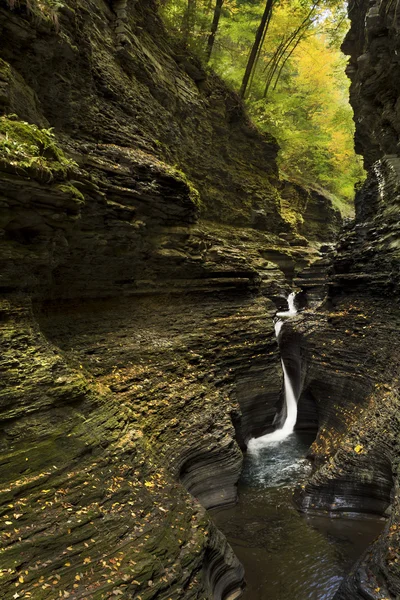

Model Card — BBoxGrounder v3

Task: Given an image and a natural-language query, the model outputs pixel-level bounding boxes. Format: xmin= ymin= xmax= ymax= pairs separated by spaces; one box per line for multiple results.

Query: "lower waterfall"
xmin=213 ymin=294 xmax=384 ymax=600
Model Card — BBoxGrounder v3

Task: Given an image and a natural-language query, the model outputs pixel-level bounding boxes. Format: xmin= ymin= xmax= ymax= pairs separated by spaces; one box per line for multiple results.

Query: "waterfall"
xmin=247 ymin=293 xmax=299 ymax=451
xmin=276 ymin=291 xmax=297 ymax=318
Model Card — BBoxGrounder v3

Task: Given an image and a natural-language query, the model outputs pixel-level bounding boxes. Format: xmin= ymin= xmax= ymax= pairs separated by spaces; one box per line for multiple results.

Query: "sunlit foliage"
xmin=160 ymin=0 xmax=365 ymax=215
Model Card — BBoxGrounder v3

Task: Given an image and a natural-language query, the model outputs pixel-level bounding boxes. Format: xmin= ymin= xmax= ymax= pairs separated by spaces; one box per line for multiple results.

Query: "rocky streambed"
xmin=214 ymin=433 xmax=384 ymax=600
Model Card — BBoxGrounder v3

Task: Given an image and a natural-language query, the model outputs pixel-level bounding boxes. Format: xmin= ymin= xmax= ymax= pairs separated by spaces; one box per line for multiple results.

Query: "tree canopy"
xmin=160 ymin=0 xmax=365 ymax=216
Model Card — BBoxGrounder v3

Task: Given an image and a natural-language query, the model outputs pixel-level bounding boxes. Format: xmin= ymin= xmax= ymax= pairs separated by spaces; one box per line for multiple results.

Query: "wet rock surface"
xmin=0 ymin=0 xmax=343 ymax=597
xmin=292 ymin=293 xmax=400 ymax=599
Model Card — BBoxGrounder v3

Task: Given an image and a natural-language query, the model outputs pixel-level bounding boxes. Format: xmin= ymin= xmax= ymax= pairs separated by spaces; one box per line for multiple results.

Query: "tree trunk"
xmin=182 ymin=0 xmax=196 ymax=47
xmin=272 ymin=37 xmax=303 ymax=91
xmin=206 ymin=0 xmax=224 ymax=62
xmin=263 ymin=1 xmax=320 ymax=97
xmin=247 ymin=7 xmax=272 ymax=94
xmin=239 ymin=0 xmax=274 ymax=99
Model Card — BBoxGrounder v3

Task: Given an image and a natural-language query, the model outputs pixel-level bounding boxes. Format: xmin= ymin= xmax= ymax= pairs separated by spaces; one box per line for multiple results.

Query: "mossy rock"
xmin=0 ymin=115 xmax=77 ymax=181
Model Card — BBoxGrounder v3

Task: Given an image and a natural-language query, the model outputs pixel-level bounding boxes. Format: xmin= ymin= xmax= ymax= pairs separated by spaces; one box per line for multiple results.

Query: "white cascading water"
xmin=277 ymin=291 xmax=297 ymax=318
xmin=247 ymin=292 xmax=298 ymax=451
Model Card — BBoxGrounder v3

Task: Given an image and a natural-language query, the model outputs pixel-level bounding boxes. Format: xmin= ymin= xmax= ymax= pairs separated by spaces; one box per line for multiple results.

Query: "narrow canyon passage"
xmin=3 ymin=0 xmax=400 ymax=598
xmin=214 ymin=296 xmax=385 ymax=599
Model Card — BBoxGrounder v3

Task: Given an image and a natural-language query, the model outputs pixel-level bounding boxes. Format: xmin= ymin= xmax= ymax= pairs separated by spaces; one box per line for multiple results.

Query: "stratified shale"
xmin=291 ymin=2 xmax=400 ymax=598
xmin=0 ymin=0 xmax=341 ymax=597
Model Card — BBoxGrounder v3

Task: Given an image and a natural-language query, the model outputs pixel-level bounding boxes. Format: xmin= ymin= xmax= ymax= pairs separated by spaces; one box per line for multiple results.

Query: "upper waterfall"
xmin=277 ymin=291 xmax=298 ymax=318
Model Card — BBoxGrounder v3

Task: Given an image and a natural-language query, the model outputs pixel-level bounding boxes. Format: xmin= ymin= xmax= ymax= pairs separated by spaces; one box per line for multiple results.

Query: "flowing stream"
xmin=213 ymin=293 xmax=384 ymax=599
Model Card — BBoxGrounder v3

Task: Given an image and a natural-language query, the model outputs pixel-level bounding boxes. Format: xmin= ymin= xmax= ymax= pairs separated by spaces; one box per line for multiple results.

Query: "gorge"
xmin=1 ymin=0 xmax=400 ymax=599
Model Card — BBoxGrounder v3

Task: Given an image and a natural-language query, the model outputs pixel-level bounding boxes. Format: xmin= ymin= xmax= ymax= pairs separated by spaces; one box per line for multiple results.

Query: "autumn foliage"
xmin=160 ymin=0 xmax=365 ymax=216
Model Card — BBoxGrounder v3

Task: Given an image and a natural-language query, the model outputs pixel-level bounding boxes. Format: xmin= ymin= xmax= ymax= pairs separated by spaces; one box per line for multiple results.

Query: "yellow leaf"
xmin=354 ymin=444 xmax=363 ymax=453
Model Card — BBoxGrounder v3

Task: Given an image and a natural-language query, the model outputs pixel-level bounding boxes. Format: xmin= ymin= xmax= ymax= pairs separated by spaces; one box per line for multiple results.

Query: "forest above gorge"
xmin=161 ymin=0 xmax=365 ymax=216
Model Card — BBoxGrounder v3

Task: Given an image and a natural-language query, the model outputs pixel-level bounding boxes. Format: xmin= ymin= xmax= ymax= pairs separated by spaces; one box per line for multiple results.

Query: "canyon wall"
xmin=292 ymin=1 xmax=400 ymax=597
xmin=0 ymin=0 xmax=341 ymax=597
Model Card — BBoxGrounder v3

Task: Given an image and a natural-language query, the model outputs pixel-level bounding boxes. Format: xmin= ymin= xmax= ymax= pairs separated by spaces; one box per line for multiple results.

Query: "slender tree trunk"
xmin=247 ymin=7 xmax=273 ymax=93
xmin=262 ymin=37 xmax=286 ymax=74
xmin=239 ymin=0 xmax=274 ymax=99
xmin=264 ymin=35 xmax=297 ymax=97
xmin=206 ymin=0 xmax=224 ymax=62
xmin=182 ymin=0 xmax=196 ymax=47
xmin=272 ymin=37 xmax=304 ymax=91
xmin=263 ymin=1 xmax=319 ymax=97
xmin=198 ymin=0 xmax=216 ymax=42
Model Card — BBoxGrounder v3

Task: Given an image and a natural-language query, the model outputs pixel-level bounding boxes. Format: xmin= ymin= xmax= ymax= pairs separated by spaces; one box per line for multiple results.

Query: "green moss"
xmin=281 ymin=206 xmax=304 ymax=229
xmin=165 ymin=164 xmax=203 ymax=210
xmin=56 ymin=183 xmax=85 ymax=203
xmin=188 ymin=181 xmax=202 ymax=209
xmin=0 ymin=58 xmax=11 ymax=81
xmin=0 ymin=115 xmax=77 ymax=181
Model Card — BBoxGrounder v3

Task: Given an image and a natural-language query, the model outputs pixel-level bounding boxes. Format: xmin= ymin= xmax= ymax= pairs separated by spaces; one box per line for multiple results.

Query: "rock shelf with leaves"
xmin=0 ymin=0 xmax=342 ymax=597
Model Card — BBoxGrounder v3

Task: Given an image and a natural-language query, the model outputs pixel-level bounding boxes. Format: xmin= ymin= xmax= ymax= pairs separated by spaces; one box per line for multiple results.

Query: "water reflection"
xmin=213 ymin=432 xmax=383 ymax=600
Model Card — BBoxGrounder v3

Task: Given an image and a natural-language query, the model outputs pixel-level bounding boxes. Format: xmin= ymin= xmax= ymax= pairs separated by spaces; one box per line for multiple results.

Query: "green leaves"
xmin=0 ymin=116 xmax=77 ymax=181
xmin=160 ymin=0 xmax=364 ymax=214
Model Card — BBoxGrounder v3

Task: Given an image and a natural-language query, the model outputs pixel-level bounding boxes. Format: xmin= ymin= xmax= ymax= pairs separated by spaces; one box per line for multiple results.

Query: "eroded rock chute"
xmin=248 ymin=292 xmax=300 ymax=451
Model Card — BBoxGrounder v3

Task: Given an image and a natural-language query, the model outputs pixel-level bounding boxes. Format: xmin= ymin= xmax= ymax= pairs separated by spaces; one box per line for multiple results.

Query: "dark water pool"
xmin=213 ymin=432 xmax=384 ymax=600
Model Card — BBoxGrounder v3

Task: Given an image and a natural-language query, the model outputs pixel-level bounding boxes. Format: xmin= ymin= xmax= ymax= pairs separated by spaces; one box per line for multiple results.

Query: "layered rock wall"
xmin=290 ymin=2 xmax=400 ymax=597
xmin=0 ymin=0 xmax=343 ymax=597
xmin=279 ymin=179 xmax=341 ymax=243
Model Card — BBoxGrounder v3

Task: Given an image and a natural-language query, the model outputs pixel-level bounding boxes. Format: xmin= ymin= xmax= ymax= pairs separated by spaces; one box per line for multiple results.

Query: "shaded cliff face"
xmin=0 ymin=0 xmax=284 ymax=229
xmin=342 ymin=0 xmax=400 ymax=170
xmin=290 ymin=2 xmax=400 ymax=598
xmin=0 ymin=0 xmax=344 ymax=597
xmin=279 ymin=180 xmax=342 ymax=243
xmin=292 ymin=291 xmax=400 ymax=600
